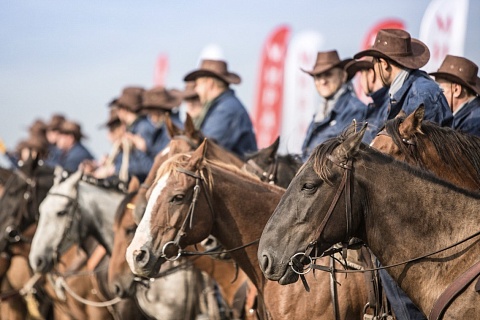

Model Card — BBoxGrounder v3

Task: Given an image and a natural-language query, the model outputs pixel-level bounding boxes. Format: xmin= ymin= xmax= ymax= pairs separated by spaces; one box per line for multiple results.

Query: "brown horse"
xmin=109 ymin=182 xmax=255 ymax=319
xmin=127 ymin=141 xmax=369 ymax=319
xmin=258 ymin=125 xmax=480 ymax=319
xmin=371 ymin=105 xmax=480 ymax=191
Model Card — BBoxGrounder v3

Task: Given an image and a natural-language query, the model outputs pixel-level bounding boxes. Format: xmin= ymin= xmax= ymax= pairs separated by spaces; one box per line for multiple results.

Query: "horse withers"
xmin=258 ymin=125 xmax=480 ymax=319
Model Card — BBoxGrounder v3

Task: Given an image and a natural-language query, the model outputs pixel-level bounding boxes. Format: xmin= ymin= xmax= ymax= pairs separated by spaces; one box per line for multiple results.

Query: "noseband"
xmin=160 ymin=167 xmax=215 ymax=261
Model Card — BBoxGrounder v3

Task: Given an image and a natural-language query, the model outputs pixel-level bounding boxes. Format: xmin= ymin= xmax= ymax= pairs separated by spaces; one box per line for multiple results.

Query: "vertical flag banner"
xmin=355 ymin=19 xmax=405 ymax=104
xmin=154 ymin=53 xmax=169 ymax=87
xmin=419 ymin=0 xmax=469 ymax=72
xmin=279 ymin=30 xmax=323 ymax=155
xmin=252 ymin=25 xmax=291 ymax=149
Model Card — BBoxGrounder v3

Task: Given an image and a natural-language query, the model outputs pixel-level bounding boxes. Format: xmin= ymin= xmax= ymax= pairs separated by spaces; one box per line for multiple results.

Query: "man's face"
xmin=314 ymin=67 xmax=345 ymax=99
xmin=194 ymin=77 xmax=211 ymax=104
xmin=56 ymin=133 xmax=75 ymax=151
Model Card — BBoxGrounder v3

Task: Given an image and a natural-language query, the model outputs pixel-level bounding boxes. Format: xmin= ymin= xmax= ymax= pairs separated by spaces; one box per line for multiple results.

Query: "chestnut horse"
xmin=258 ymin=126 xmax=480 ymax=319
xmin=371 ymin=105 xmax=480 ymax=191
xmin=109 ymin=185 xmax=254 ymax=319
xmin=127 ymin=141 xmax=369 ymax=319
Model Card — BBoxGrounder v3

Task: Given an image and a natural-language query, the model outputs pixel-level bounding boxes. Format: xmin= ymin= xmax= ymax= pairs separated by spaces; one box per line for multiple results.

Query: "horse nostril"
xmin=35 ymin=257 xmax=45 ymax=271
xmin=112 ymin=282 xmax=124 ymax=298
xmin=133 ymin=248 xmax=149 ymax=268
xmin=260 ymin=253 xmax=271 ymax=273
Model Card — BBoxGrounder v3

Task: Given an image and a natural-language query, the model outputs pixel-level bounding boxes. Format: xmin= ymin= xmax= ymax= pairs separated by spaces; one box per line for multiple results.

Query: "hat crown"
xmin=373 ymin=29 xmax=413 ymax=56
xmin=314 ymin=50 xmax=341 ymax=68
xmin=59 ymin=120 xmax=84 ymax=140
xmin=199 ymin=60 xmax=229 ymax=75
xmin=142 ymin=86 xmax=180 ymax=109
xmin=116 ymin=86 xmax=145 ymax=112
xmin=437 ymin=55 xmax=479 ymax=85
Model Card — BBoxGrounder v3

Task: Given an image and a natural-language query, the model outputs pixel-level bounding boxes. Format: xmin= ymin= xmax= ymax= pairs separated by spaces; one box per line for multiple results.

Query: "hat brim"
xmin=184 ymin=70 xmax=241 ymax=84
xmin=430 ymin=72 xmax=480 ymax=95
xmin=301 ymin=59 xmax=353 ymax=77
xmin=354 ymin=39 xmax=429 ymax=70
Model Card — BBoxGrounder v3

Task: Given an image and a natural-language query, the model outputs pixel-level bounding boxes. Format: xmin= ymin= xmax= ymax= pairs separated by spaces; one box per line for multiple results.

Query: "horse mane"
xmin=114 ymin=190 xmax=138 ymax=226
xmin=385 ymin=117 xmax=480 ymax=184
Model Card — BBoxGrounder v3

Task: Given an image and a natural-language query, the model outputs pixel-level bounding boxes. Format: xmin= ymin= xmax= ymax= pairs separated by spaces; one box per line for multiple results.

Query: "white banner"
xmin=278 ymin=30 xmax=323 ymax=155
xmin=419 ymin=0 xmax=469 ymax=73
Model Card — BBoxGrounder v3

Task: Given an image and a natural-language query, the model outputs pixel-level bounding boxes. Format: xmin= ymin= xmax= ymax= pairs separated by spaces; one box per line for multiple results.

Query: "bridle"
xmin=160 ymin=167 xmax=216 ymax=261
xmin=244 ymin=157 xmax=279 ymax=185
xmin=45 ymin=192 xmax=80 ymax=262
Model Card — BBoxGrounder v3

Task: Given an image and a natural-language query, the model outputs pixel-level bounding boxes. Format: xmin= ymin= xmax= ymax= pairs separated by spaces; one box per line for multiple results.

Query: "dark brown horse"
xmin=126 ymin=141 xmax=369 ymax=319
xmin=371 ymin=105 xmax=480 ymax=191
xmin=258 ymin=125 xmax=480 ymax=319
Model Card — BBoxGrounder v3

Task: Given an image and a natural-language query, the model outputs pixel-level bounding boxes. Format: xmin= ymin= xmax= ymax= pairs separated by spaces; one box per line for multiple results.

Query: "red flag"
xmin=252 ymin=25 xmax=291 ymax=148
xmin=153 ymin=54 xmax=169 ymax=87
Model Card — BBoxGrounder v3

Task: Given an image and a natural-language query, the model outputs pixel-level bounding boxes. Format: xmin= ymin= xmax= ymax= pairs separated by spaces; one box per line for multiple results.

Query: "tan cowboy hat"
xmin=429 ymin=55 xmax=480 ymax=95
xmin=354 ymin=29 xmax=430 ymax=70
xmin=142 ymin=86 xmax=182 ymax=111
xmin=301 ymin=50 xmax=353 ymax=78
xmin=112 ymin=86 xmax=145 ymax=113
xmin=184 ymin=59 xmax=241 ymax=84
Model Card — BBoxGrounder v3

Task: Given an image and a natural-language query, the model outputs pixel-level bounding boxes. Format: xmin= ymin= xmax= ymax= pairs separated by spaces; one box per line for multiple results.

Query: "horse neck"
xmin=77 ymin=182 xmax=125 ymax=253
xmin=208 ymin=165 xmax=283 ymax=289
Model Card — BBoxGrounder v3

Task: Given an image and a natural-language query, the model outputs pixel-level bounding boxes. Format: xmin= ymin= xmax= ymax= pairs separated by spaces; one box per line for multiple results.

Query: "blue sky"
xmin=1 ymin=0 xmax=479 ymax=158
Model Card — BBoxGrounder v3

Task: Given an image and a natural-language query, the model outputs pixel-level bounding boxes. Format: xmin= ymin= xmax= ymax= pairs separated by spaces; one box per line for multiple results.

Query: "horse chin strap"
xmin=160 ymin=167 xmax=215 ymax=261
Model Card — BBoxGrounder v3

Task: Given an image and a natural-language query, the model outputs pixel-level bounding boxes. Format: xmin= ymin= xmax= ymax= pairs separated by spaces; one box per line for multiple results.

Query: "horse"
xmin=371 ymin=105 xmax=480 ymax=191
xmin=0 ymin=156 xmax=54 ymax=319
xmin=243 ymin=137 xmax=302 ymax=188
xmin=126 ymin=140 xmax=370 ymax=319
xmin=258 ymin=125 xmax=480 ymax=319
xmin=109 ymin=178 xmax=227 ymax=320
xmin=28 ymin=168 xmax=144 ymax=319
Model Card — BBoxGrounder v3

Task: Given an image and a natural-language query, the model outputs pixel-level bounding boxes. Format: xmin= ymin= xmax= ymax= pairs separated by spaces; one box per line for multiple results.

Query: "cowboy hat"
xmin=301 ymin=50 xmax=353 ymax=78
xmin=184 ymin=59 xmax=241 ymax=84
xmin=354 ymin=29 xmax=430 ymax=70
xmin=142 ymin=86 xmax=182 ymax=111
xmin=111 ymin=86 xmax=145 ymax=113
xmin=58 ymin=120 xmax=87 ymax=141
xmin=429 ymin=55 xmax=480 ymax=95
xmin=344 ymin=57 xmax=375 ymax=76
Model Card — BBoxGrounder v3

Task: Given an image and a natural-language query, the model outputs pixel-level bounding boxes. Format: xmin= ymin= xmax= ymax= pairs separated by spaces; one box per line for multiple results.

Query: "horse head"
xmin=258 ymin=123 xmax=368 ymax=285
xmin=29 ymin=168 xmax=84 ymax=273
xmin=0 ymin=157 xmax=53 ymax=267
xmin=127 ymin=141 xmax=215 ymax=278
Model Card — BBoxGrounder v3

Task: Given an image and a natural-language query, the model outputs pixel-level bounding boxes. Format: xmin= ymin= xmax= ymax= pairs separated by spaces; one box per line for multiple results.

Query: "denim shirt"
xmin=200 ymin=89 xmax=257 ymax=159
xmin=302 ymin=86 xmax=367 ymax=160
xmin=452 ymin=96 xmax=480 ymax=137
xmin=114 ymin=116 xmax=154 ymax=182
xmin=363 ymin=86 xmax=390 ymax=144
xmin=388 ymin=70 xmax=453 ymax=127
xmin=58 ymin=142 xmax=94 ymax=172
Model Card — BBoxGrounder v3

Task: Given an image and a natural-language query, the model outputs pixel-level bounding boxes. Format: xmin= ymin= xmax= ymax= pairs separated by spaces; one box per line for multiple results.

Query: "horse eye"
xmin=57 ymin=210 xmax=68 ymax=217
xmin=170 ymin=194 xmax=185 ymax=203
xmin=125 ymin=225 xmax=137 ymax=236
xmin=301 ymin=183 xmax=317 ymax=192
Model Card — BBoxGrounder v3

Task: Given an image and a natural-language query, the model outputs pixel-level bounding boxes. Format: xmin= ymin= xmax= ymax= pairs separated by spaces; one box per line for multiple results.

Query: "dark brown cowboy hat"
xmin=177 ymin=81 xmax=199 ymax=101
xmin=301 ymin=50 xmax=353 ymax=77
xmin=58 ymin=120 xmax=86 ymax=141
xmin=184 ymin=59 xmax=241 ymax=84
xmin=111 ymin=86 xmax=145 ymax=113
xmin=354 ymin=29 xmax=430 ymax=70
xmin=46 ymin=114 xmax=66 ymax=131
xmin=429 ymin=55 xmax=480 ymax=95
xmin=142 ymin=86 xmax=182 ymax=111
xmin=344 ymin=57 xmax=375 ymax=76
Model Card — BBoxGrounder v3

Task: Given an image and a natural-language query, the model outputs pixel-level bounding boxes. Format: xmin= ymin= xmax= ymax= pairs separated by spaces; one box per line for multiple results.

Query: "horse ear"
xmin=190 ymin=139 xmax=207 ymax=168
xmin=396 ymin=110 xmax=407 ymax=119
xmin=128 ymin=176 xmax=140 ymax=193
xmin=53 ymin=166 xmax=64 ymax=185
xmin=266 ymin=137 xmax=280 ymax=158
xmin=333 ymin=123 xmax=367 ymax=161
xmin=399 ymin=105 xmax=424 ymax=138
xmin=184 ymin=113 xmax=196 ymax=138
xmin=165 ymin=114 xmax=181 ymax=138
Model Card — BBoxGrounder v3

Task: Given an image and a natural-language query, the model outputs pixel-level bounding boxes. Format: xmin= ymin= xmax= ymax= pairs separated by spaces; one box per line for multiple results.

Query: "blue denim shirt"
xmin=388 ymin=70 xmax=453 ymax=127
xmin=58 ymin=142 xmax=94 ymax=172
xmin=200 ymin=89 xmax=257 ymax=159
xmin=363 ymin=86 xmax=390 ymax=144
xmin=302 ymin=86 xmax=367 ymax=160
xmin=453 ymin=97 xmax=480 ymax=137
xmin=115 ymin=116 xmax=154 ymax=182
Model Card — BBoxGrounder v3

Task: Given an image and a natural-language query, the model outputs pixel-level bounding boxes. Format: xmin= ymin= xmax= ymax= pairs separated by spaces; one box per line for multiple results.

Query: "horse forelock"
xmin=155 ymin=153 xmax=192 ymax=182
xmin=310 ymin=136 xmax=344 ymax=184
